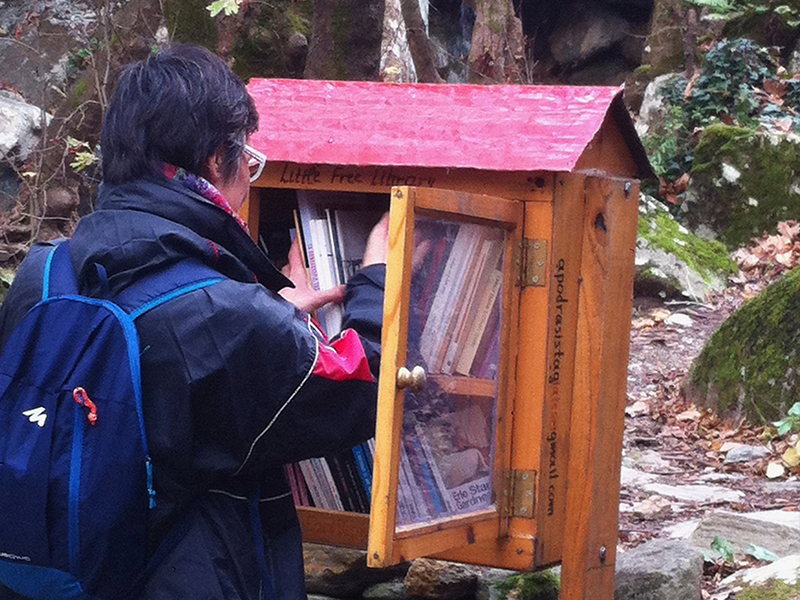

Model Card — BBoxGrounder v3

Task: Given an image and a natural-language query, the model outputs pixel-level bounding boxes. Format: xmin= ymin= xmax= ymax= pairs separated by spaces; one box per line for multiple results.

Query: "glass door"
xmin=368 ymin=186 xmax=523 ymax=566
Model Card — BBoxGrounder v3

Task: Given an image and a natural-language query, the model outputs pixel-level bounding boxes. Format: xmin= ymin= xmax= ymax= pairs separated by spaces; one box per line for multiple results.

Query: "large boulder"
xmin=404 ymin=558 xmax=478 ymax=600
xmin=688 ymin=511 xmax=800 ymax=559
xmin=549 ymin=3 xmax=629 ymax=69
xmin=684 ymin=124 xmax=800 ymax=249
xmin=614 ymin=539 xmax=703 ymax=600
xmin=687 ymin=265 xmax=800 ymax=423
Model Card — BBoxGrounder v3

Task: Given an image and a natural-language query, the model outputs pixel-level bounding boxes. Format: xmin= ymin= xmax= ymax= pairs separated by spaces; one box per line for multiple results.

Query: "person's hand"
xmin=362 ymin=212 xmax=390 ymax=267
xmin=279 ymin=236 xmax=346 ymax=313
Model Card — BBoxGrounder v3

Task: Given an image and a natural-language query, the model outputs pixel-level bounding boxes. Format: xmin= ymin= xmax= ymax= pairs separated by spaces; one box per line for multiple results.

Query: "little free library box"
xmin=243 ymin=79 xmax=654 ymax=600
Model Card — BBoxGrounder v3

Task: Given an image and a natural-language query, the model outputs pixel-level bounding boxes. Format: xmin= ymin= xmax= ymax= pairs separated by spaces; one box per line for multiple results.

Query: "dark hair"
xmin=101 ymin=44 xmax=258 ymax=185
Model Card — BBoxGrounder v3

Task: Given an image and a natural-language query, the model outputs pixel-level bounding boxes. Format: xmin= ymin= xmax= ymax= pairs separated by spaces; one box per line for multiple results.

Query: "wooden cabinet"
xmin=244 ymin=78 xmax=653 ymax=600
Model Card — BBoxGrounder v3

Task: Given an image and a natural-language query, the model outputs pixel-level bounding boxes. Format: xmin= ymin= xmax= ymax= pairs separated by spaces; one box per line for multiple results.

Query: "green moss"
xmin=690 ymin=266 xmax=800 ymax=422
xmin=69 ymin=78 xmax=91 ymax=109
xmin=689 ymin=125 xmax=800 ymax=248
xmin=163 ymin=0 xmax=218 ymax=49
xmin=496 ymin=571 xmax=560 ymax=600
xmin=735 ymin=579 xmax=800 ymax=600
xmin=638 ymin=207 xmax=736 ymax=283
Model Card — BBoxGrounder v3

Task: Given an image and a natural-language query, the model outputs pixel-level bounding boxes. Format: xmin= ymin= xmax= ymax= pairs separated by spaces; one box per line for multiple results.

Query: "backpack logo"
xmin=22 ymin=406 xmax=47 ymax=427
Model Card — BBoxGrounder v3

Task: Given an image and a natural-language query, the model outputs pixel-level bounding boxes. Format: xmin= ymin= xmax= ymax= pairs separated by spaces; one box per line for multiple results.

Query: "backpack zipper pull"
xmin=73 ymin=387 xmax=98 ymax=426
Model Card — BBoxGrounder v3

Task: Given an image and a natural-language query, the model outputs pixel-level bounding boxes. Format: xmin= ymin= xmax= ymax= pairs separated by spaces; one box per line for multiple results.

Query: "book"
xmin=455 ymin=267 xmax=504 ymax=376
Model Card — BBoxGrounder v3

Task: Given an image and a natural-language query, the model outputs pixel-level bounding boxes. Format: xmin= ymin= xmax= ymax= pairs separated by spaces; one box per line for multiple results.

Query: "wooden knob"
xmin=396 ymin=365 xmax=427 ymax=393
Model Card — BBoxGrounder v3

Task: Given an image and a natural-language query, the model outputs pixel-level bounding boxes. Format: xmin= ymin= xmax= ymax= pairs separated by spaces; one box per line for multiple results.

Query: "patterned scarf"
xmin=163 ymin=164 xmax=250 ymax=234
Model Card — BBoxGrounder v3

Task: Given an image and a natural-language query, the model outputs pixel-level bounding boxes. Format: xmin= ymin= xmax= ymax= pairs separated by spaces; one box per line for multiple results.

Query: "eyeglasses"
xmin=243 ymin=144 xmax=267 ymax=183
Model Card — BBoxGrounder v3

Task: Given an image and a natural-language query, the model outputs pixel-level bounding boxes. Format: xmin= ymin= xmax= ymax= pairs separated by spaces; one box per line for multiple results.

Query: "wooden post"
xmin=559 ymin=177 xmax=639 ymax=600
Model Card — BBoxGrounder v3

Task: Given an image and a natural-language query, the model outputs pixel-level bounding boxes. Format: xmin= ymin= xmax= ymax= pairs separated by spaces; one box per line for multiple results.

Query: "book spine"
xmin=352 ymin=444 xmax=373 ymax=498
xmin=455 ymin=268 xmax=504 ymax=376
xmin=285 ymin=464 xmax=302 ymax=506
xmin=294 ymin=463 xmax=311 ymax=507
xmin=315 ymin=458 xmax=345 ymax=511
xmin=298 ymin=460 xmax=324 ymax=509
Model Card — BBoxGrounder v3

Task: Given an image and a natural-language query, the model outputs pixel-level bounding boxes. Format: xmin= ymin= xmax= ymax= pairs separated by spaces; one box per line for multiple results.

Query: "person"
xmin=0 ymin=44 xmax=388 ymax=600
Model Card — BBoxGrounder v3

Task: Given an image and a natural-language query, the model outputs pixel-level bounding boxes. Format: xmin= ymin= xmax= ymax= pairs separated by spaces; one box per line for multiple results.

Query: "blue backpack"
xmin=0 ymin=241 xmax=222 ymax=600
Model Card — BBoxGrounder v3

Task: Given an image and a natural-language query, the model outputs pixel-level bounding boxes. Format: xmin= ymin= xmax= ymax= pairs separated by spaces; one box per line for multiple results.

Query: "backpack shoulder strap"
xmin=40 ymin=239 xmax=225 ymax=317
xmin=41 ymin=239 xmax=77 ymax=300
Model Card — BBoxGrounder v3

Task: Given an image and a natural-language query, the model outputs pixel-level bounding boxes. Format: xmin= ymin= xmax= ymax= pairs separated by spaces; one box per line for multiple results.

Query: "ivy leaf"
xmin=788 ymin=402 xmax=800 ymax=418
xmin=745 ymin=544 xmax=779 ymax=563
xmin=711 ymin=535 xmax=735 ymax=563
xmin=206 ymin=0 xmax=240 ymax=17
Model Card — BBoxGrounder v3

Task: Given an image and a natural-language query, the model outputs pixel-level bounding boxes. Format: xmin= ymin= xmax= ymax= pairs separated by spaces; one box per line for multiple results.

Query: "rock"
xmin=484 ymin=570 xmax=560 ymax=600
xmin=641 ymin=482 xmax=744 ymax=503
xmin=723 ymin=444 xmax=771 ymax=464
xmin=0 ymin=91 xmax=52 ymax=163
xmin=614 ymin=539 xmax=703 ymax=600
xmin=744 ymin=510 xmax=800 ymax=532
xmin=550 ymin=3 xmax=629 ymax=68
xmin=635 ymin=195 xmax=732 ymax=301
xmin=632 ymin=495 xmax=672 ymax=520
xmin=635 ymin=73 xmax=683 ymax=139
xmin=363 ymin=581 xmax=410 ymax=600
xmin=684 ymin=124 xmax=800 ymax=249
xmin=642 ymin=0 xmax=687 ymax=76
xmin=303 ymin=544 xmax=407 ymax=597
xmin=697 ymin=472 xmax=743 ymax=483
xmin=688 ymin=512 xmax=800 ymax=559
xmin=620 ymin=465 xmax=659 ymax=487
xmin=687 ymin=266 xmax=800 ymax=423
xmin=41 ymin=187 xmax=79 ymax=218
xmin=664 ymin=313 xmax=693 ymax=328
xmin=624 ymin=449 xmax=673 ymax=472
xmin=765 ymin=480 xmax=800 ymax=493
xmin=474 ymin=567 xmax=519 ymax=600
xmin=665 ymin=520 xmax=699 ymax=539
xmin=625 ymin=400 xmax=649 ymax=418
xmin=404 ymin=558 xmax=478 ymax=600
xmin=720 ymin=554 xmax=800 ymax=588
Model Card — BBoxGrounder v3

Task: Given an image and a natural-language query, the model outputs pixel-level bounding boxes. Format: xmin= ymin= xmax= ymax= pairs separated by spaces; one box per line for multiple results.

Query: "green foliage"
xmin=736 ymin=580 xmax=800 ymax=600
xmin=690 ymin=266 xmax=800 ymax=422
xmin=685 ymin=39 xmax=778 ymax=129
xmin=495 ymin=571 xmax=560 ymax=600
xmin=704 ymin=535 xmax=736 ymax=563
xmin=745 ymin=543 xmax=780 ymax=563
xmin=774 ymin=402 xmax=800 ymax=435
xmin=66 ymin=137 xmax=98 ymax=173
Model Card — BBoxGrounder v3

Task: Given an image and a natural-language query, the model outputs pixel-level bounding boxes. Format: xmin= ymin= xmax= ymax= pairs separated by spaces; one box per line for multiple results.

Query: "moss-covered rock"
xmin=687 ymin=266 xmax=800 ymax=423
xmin=636 ymin=195 xmax=736 ymax=299
xmin=494 ymin=570 xmax=559 ymax=600
xmin=735 ymin=580 xmax=800 ymax=600
xmin=684 ymin=124 xmax=800 ymax=249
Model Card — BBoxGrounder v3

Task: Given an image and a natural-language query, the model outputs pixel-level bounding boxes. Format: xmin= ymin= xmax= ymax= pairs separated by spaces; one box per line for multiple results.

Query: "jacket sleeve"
xmin=137 ymin=265 xmax=385 ymax=479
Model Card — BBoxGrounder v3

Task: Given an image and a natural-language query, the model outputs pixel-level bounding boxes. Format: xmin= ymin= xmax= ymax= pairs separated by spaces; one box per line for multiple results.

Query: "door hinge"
xmin=516 ymin=239 xmax=547 ymax=288
xmin=501 ymin=469 xmax=536 ymax=518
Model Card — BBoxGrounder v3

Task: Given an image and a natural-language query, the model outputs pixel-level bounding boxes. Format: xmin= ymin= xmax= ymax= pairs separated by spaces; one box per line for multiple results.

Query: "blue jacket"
xmin=0 ymin=176 xmax=385 ymax=600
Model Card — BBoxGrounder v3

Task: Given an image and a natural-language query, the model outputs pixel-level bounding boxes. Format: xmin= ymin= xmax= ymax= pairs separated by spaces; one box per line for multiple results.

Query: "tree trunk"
xmin=399 ymin=0 xmax=442 ymax=83
xmin=467 ymin=0 xmax=525 ymax=84
xmin=305 ymin=0 xmax=386 ymax=81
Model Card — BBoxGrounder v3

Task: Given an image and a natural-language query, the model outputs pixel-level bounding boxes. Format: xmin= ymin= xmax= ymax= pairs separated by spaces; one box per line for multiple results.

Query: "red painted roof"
xmin=247 ymin=79 xmax=652 ymax=176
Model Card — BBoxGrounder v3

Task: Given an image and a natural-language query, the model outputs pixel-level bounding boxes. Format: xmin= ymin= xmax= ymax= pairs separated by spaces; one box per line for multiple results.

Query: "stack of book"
xmin=411 ymin=218 xmax=505 ymax=379
xmin=295 ymin=190 xmax=385 ymax=336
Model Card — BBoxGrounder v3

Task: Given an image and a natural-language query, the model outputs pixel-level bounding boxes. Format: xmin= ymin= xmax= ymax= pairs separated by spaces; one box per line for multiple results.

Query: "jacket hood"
xmin=70 ymin=176 xmax=291 ymax=296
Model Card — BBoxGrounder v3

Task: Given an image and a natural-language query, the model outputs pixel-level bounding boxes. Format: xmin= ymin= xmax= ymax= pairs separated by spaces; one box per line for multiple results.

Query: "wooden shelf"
xmin=427 ymin=374 xmax=496 ymax=398
xmin=297 ymin=507 xmax=369 ymax=549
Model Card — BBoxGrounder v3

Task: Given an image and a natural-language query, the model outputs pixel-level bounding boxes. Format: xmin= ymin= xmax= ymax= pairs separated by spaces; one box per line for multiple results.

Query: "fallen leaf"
xmin=783 ymin=446 xmax=800 ymax=468
xmin=719 ymin=441 xmax=744 ymax=453
xmin=677 ymin=407 xmax=702 ymax=421
xmin=766 ymin=462 xmax=785 ymax=479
